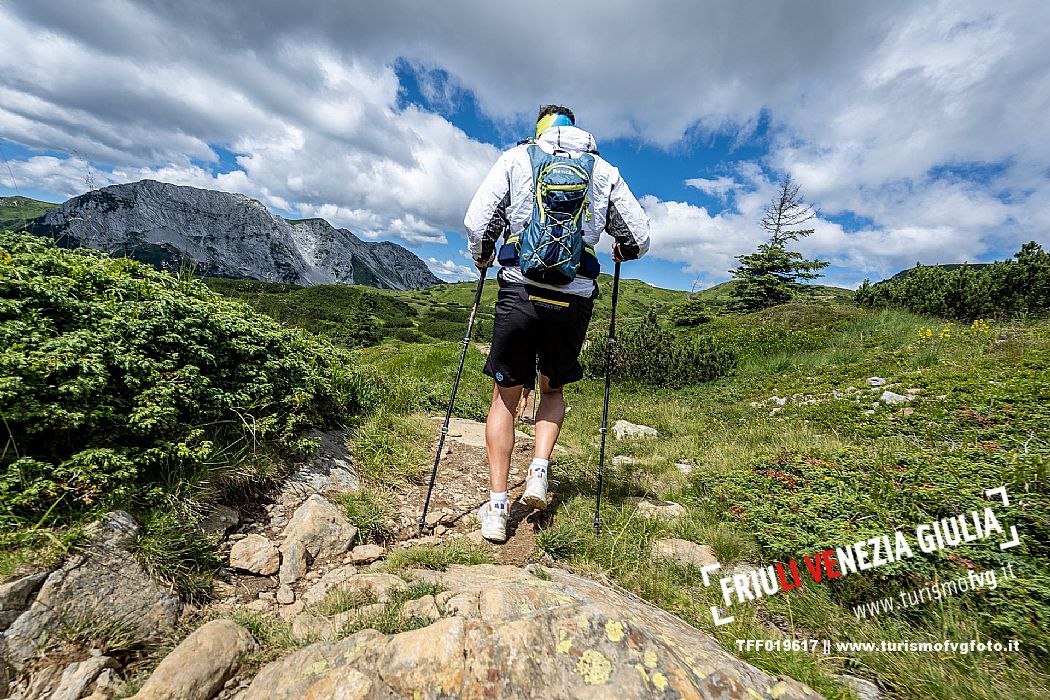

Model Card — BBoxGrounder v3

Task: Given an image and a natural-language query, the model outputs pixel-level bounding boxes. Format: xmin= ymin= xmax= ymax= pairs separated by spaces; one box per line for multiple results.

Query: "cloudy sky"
xmin=1 ymin=1 xmax=1048 ymax=289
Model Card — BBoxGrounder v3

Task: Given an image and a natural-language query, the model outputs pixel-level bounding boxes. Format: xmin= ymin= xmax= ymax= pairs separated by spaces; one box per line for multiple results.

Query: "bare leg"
xmin=486 ymin=382 xmax=523 ymax=492
xmin=533 ymin=374 xmax=565 ymax=461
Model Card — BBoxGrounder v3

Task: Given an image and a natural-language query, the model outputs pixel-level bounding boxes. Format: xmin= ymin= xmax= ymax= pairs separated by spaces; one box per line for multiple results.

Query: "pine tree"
xmin=730 ymin=176 xmax=828 ymax=311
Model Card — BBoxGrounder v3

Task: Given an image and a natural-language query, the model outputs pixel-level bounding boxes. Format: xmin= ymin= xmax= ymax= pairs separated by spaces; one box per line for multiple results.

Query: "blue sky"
xmin=2 ymin=2 xmax=1048 ymax=291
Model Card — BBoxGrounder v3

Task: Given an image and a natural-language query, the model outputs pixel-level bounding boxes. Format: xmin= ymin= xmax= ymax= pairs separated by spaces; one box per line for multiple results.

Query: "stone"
xmin=130 ymin=619 xmax=256 ymax=700
xmin=625 ymin=496 xmax=687 ymax=519
xmin=867 ymin=377 xmax=886 ymax=386
xmin=401 ymin=594 xmax=441 ymax=622
xmin=902 ymin=407 xmax=915 ymax=416
xmin=350 ymin=544 xmax=386 ymax=564
xmin=279 ymin=429 xmax=360 ymax=506
xmin=612 ymin=419 xmax=658 ymax=440
xmin=278 ymin=539 xmax=310 ymax=585
xmin=424 ymin=511 xmax=444 ymax=528
xmin=229 ymin=534 xmax=280 ymax=576
xmin=611 ymin=455 xmax=637 ymax=467
xmin=651 ymin=538 xmax=719 ymax=568
xmin=303 ymin=570 xmax=406 ymax=607
xmin=276 ymin=584 xmax=296 ymax=605
xmin=235 ymin=564 xmax=822 ymax=700
xmin=837 ymin=673 xmax=880 ymax=700
xmin=281 ymin=495 xmax=358 ymax=560
xmin=880 ymin=390 xmax=911 ymax=405
xmin=2 ymin=512 xmax=182 ymax=672
xmin=0 ymin=571 xmax=48 ymax=631
xmin=49 ymin=655 xmax=118 ymax=700
xmin=200 ymin=504 xmax=239 ymax=534
xmin=674 ymin=462 xmax=694 ymax=475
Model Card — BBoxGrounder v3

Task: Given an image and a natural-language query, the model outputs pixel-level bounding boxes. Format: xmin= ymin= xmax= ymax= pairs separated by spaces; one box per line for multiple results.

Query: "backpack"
xmin=514 ymin=144 xmax=596 ymax=286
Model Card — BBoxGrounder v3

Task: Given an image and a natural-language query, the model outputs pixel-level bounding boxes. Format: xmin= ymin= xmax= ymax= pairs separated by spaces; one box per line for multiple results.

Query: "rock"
xmin=674 ymin=462 xmax=693 ymax=475
xmin=867 ymin=377 xmax=886 ymax=386
xmin=200 ymin=504 xmax=239 ymax=534
xmin=130 ymin=619 xmax=256 ymax=700
xmin=229 ymin=534 xmax=280 ymax=576
xmin=836 ymin=673 xmax=880 ymax=700
xmin=424 ymin=511 xmax=444 ymax=528
xmin=611 ymin=455 xmax=637 ymax=467
xmin=612 ymin=420 xmax=658 ymax=440
xmin=276 ymin=585 xmax=296 ymax=605
xmin=235 ymin=564 xmax=822 ymax=700
xmin=300 ymin=565 xmax=358 ymax=606
xmin=351 ymin=544 xmax=386 ymax=564
xmin=30 ymin=180 xmax=441 ymax=291
xmin=625 ymin=496 xmax=687 ymax=519
xmin=49 ymin=655 xmax=117 ymax=700
xmin=304 ymin=571 xmax=406 ymax=607
xmin=278 ymin=539 xmax=310 ymax=585
xmin=402 ymin=594 xmax=441 ymax=622
xmin=651 ymin=538 xmax=719 ymax=568
xmin=280 ymin=430 xmax=360 ymax=506
xmin=282 ymin=495 xmax=358 ymax=560
xmin=902 ymin=407 xmax=915 ymax=416
xmin=771 ymin=396 xmax=787 ymax=406
xmin=1 ymin=512 xmax=182 ymax=672
xmin=880 ymin=390 xmax=911 ymax=405
xmin=0 ymin=572 xmax=48 ymax=631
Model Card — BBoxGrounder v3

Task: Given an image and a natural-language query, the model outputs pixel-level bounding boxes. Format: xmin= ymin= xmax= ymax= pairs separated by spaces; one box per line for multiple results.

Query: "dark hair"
xmin=537 ymin=104 xmax=575 ymax=125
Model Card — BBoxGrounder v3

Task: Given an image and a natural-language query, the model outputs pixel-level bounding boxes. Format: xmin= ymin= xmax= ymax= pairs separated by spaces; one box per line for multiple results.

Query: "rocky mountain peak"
xmin=26 ymin=180 xmax=442 ymax=290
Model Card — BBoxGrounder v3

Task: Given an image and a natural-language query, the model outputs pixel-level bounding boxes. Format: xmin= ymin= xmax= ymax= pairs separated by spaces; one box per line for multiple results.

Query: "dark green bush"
xmin=580 ymin=311 xmax=735 ymax=387
xmin=0 ymin=232 xmax=367 ymax=528
xmin=855 ymin=241 xmax=1050 ymax=319
xmin=667 ymin=299 xmax=712 ymax=327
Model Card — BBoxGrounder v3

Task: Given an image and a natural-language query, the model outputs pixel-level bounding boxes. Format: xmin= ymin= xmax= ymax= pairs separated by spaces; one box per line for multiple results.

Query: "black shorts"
xmin=484 ymin=279 xmax=596 ymax=390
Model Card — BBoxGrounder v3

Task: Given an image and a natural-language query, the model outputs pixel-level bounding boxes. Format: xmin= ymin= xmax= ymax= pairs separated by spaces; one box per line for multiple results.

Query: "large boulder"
xmin=0 ymin=512 xmax=183 ymax=672
xmin=281 ymin=495 xmax=358 ymax=560
xmin=130 ymin=619 xmax=256 ymax=700
xmin=229 ymin=535 xmax=280 ymax=576
xmin=235 ymin=564 xmax=822 ymax=700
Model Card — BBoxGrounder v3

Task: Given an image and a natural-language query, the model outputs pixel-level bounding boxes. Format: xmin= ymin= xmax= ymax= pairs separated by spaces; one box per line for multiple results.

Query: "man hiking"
xmin=464 ymin=105 xmax=651 ymax=542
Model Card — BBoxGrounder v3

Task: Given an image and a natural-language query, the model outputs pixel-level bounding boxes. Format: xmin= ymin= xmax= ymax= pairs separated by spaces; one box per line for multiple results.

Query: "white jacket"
xmin=464 ymin=125 xmax=651 ymax=296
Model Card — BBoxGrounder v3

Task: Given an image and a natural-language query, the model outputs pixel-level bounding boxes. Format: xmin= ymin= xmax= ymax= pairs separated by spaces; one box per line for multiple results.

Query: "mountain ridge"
xmin=21 ymin=180 xmax=442 ymax=290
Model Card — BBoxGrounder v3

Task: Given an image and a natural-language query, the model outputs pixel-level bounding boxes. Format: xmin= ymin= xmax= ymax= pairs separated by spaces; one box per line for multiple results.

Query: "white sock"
xmin=489 ymin=491 xmax=508 ymax=510
xmin=529 ymin=458 xmax=549 ymax=477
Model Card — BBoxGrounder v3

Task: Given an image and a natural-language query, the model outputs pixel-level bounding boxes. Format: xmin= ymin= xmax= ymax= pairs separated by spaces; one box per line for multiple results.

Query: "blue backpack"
xmin=499 ymin=144 xmax=598 ymax=286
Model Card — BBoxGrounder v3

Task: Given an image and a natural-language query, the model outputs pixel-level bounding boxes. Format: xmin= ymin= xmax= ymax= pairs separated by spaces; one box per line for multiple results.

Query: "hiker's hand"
xmin=611 ymin=244 xmax=624 ymax=263
xmin=474 ymin=252 xmax=495 ymax=271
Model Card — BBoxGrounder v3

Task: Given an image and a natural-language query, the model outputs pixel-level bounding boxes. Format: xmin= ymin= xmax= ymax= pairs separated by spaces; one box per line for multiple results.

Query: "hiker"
xmin=464 ymin=104 xmax=651 ymax=542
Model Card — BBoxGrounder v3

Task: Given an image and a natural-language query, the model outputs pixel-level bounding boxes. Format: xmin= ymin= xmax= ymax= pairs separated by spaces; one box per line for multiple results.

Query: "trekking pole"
xmin=594 ymin=261 xmax=621 ymax=535
xmin=419 ymin=267 xmax=488 ymax=536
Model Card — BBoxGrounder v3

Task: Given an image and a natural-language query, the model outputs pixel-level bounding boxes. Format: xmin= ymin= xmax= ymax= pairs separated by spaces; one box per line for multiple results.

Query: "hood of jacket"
xmin=535 ymin=125 xmax=598 ymax=156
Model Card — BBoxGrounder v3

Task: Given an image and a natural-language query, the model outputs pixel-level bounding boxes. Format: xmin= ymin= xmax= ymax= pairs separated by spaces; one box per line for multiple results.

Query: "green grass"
xmin=347 ymin=411 xmax=434 ymax=485
xmin=332 ymin=488 xmax=397 ymax=543
xmin=0 ymin=196 xmax=58 ymax=230
xmin=355 ymin=304 xmax=1050 ymax=699
xmin=383 ymin=539 xmax=495 ymax=573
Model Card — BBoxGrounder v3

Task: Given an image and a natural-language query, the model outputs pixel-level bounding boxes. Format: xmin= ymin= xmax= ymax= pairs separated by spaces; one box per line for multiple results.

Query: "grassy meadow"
xmin=351 ymin=297 xmax=1050 ymax=699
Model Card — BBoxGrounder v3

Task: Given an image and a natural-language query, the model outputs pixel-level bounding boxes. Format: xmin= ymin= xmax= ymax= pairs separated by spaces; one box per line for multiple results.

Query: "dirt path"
xmin=392 ymin=417 xmax=549 ymax=566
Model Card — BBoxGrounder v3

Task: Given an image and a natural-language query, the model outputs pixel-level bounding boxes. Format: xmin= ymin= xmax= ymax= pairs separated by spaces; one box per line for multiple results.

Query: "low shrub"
xmin=0 ymin=231 xmax=368 ymax=531
xmin=580 ymin=311 xmax=735 ymax=387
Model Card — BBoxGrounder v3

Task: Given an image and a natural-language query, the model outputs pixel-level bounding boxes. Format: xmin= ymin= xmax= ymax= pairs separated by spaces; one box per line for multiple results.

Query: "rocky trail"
xmin=0 ymin=418 xmax=827 ymax=700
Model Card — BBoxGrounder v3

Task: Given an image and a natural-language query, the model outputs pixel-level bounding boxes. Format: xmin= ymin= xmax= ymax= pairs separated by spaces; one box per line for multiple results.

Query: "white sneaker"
xmin=522 ymin=466 xmax=549 ymax=510
xmin=477 ymin=502 xmax=508 ymax=542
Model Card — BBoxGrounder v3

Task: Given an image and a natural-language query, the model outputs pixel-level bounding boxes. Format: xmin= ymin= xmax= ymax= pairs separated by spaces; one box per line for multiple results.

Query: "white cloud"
xmin=426 ymin=257 xmax=476 ymax=282
xmin=1 ymin=0 xmax=1048 ymax=283
xmin=684 ymin=176 xmax=739 ymax=199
